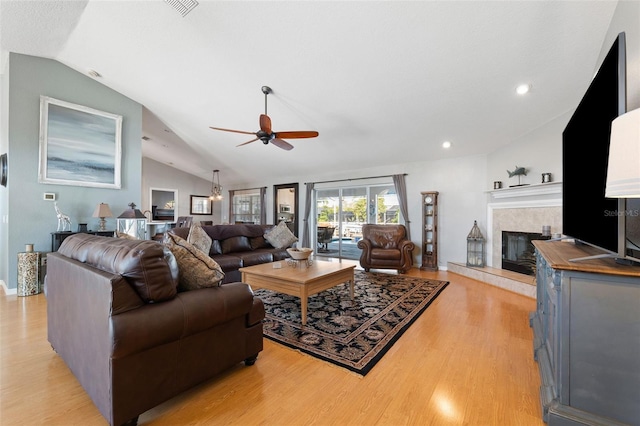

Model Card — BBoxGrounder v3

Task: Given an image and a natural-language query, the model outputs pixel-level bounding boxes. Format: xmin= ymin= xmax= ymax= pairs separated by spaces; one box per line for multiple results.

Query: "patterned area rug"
xmin=254 ymin=270 xmax=449 ymax=376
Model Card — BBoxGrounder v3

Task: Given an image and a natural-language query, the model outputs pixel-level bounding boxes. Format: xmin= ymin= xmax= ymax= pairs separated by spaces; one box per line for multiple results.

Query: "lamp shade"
xmin=92 ymin=203 xmax=113 ymax=218
xmin=606 ymin=108 xmax=640 ymax=198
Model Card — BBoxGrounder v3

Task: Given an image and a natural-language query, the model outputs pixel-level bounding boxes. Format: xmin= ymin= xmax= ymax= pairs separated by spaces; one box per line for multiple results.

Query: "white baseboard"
xmin=1 ymin=280 xmax=17 ymax=295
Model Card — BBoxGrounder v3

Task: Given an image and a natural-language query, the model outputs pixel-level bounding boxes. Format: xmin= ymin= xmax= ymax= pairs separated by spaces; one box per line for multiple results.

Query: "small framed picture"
xmin=190 ymin=195 xmax=212 ymax=215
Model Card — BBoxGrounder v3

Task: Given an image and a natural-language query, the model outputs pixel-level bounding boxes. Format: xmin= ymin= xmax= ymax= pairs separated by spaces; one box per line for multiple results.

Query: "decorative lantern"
xmin=466 ymin=220 xmax=485 ymax=267
xmin=117 ymin=202 xmax=147 ymax=240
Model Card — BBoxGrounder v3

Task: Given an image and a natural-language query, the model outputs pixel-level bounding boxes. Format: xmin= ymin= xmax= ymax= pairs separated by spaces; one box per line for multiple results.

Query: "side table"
xmin=51 ymin=230 xmax=115 ymax=251
xmin=17 ymin=251 xmax=41 ymax=296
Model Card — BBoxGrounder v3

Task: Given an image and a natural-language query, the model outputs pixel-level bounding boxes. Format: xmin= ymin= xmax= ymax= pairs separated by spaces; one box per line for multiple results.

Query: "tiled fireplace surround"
xmin=448 ymin=182 xmax=562 ymax=298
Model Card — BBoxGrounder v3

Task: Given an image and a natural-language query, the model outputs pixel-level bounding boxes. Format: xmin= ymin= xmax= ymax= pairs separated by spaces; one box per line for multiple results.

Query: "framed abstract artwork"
xmin=39 ymin=96 xmax=123 ymax=189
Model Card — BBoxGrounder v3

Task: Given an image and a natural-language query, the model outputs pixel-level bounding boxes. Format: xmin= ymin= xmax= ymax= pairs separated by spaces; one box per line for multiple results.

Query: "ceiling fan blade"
xmin=209 ymin=126 xmax=256 ymax=135
xmin=260 ymin=114 xmax=272 ymax=134
xmin=271 ymin=138 xmax=294 ymax=151
xmin=275 ymin=131 xmax=319 ymax=139
xmin=237 ymin=137 xmax=259 ymax=147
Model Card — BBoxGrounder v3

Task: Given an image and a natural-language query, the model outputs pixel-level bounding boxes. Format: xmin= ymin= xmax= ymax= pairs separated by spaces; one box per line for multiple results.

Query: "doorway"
xmin=149 ymin=188 xmax=178 ymax=222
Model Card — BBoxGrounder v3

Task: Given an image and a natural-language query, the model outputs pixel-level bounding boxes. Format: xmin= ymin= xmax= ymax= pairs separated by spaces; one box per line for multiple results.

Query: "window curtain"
xmin=301 ymin=182 xmax=314 ymax=247
xmin=228 ymin=189 xmax=235 ymax=222
xmin=393 ymin=174 xmax=410 ymax=240
xmin=259 ymin=187 xmax=266 ymax=225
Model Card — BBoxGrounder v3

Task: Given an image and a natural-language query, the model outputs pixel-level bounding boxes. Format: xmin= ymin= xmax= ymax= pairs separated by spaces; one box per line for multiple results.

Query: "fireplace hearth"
xmin=502 ymin=231 xmax=550 ymax=275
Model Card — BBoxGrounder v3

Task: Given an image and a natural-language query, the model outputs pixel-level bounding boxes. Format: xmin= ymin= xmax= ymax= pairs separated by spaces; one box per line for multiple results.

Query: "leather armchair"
xmin=357 ymin=224 xmax=415 ymax=273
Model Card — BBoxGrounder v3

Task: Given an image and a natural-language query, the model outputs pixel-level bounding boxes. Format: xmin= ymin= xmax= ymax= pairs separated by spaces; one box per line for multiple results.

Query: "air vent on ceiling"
xmin=165 ymin=0 xmax=199 ymax=17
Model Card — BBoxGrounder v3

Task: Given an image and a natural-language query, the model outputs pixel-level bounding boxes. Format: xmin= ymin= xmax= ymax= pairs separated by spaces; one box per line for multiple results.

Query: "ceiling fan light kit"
xmin=210 ymin=86 xmax=318 ymax=150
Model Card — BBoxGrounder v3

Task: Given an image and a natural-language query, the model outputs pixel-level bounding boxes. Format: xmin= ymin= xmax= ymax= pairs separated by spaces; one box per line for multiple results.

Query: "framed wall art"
xmin=39 ymin=96 xmax=123 ymax=189
xmin=190 ymin=195 xmax=212 ymax=215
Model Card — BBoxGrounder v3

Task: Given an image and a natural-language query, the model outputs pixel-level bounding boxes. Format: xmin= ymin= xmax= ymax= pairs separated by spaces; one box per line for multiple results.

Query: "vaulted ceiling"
xmin=0 ymin=0 xmax=618 ymax=186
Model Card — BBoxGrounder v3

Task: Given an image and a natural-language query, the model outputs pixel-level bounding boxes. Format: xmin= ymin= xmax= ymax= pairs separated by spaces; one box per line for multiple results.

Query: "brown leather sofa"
xmin=357 ymin=224 xmax=415 ymax=273
xmin=46 ymin=234 xmax=265 ymax=426
xmin=169 ymin=224 xmax=291 ymax=283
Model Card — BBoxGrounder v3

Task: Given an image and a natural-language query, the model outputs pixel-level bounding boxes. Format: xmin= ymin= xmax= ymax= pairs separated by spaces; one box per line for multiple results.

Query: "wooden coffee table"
xmin=239 ymin=261 xmax=355 ymax=325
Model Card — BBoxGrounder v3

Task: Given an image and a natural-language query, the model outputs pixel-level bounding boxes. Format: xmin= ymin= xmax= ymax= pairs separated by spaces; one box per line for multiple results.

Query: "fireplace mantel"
xmin=486 ymin=181 xmax=562 ymax=268
xmin=489 ymin=181 xmax=562 ymax=201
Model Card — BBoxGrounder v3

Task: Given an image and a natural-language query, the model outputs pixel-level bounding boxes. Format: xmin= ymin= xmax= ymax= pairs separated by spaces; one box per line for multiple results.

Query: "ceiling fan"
xmin=209 ymin=86 xmax=319 ymax=151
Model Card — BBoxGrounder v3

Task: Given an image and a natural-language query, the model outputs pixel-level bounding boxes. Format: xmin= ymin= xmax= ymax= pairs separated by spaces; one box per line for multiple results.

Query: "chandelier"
xmin=209 ymin=169 xmax=223 ymax=200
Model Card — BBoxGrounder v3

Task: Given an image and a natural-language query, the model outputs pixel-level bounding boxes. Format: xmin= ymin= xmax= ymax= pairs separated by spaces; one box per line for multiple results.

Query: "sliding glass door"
xmin=315 ymin=184 xmax=399 ymax=260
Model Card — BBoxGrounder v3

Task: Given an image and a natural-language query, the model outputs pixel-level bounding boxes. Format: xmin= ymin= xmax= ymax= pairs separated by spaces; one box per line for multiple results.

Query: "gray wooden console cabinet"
xmin=530 ymin=241 xmax=640 ymax=426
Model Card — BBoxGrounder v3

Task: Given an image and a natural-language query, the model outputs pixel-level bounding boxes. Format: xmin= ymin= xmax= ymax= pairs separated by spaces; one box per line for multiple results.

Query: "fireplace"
xmin=502 ymin=231 xmax=550 ymax=275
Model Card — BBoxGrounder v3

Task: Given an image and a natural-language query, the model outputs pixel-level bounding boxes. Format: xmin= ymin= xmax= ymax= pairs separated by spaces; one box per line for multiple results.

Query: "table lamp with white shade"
xmin=606 ymin=108 xmax=640 ymax=198
xmin=92 ymin=203 xmax=113 ymax=231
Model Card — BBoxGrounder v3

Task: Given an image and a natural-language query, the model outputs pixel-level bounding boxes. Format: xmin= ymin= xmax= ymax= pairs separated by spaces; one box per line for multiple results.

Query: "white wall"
xmin=0 ymin=55 xmax=8 ymax=288
xmin=605 ymin=1 xmax=639 ymax=111
xmin=213 ymin=154 xmax=488 ymax=270
xmin=485 ymin=1 xmax=639 ymax=194
xmin=2 ymin=1 xmax=630 ymax=287
xmin=138 ymin=1 xmax=638 ymax=272
xmin=486 ymin=111 xmax=568 ymax=189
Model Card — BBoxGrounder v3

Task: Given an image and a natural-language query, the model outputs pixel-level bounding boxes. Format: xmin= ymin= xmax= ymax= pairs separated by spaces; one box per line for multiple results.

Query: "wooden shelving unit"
xmin=420 ymin=191 xmax=438 ymax=271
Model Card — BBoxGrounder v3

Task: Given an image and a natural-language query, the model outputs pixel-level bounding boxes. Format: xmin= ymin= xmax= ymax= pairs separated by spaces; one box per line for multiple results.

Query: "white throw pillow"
xmin=264 ymin=221 xmax=298 ymax=249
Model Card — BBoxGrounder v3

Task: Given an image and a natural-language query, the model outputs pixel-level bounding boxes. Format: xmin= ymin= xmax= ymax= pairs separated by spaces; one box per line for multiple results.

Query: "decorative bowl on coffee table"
xmin=287 ymin=247 xmax=313 ymax=260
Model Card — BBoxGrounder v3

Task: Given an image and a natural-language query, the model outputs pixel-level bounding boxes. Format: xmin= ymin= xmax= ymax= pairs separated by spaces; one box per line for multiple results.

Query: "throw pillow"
xmin=250 ymin=236 xmax=269 ymax=250
xmin=116 ymin=231 xmax=138 ymax=240
xmin=187 ymin=223 xmax=212 ymax=254
xmin=164 ymin=233 xmax=225 ymax=291
xmin=264 ymin=221 xmax=298 ymax=249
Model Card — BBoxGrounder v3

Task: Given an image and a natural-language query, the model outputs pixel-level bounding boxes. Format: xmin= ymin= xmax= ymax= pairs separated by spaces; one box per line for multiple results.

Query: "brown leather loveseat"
xmin=46 ymin=234 xmax=265 ymax=426
xmin=357 ymin=224 xmax=415 ymax=273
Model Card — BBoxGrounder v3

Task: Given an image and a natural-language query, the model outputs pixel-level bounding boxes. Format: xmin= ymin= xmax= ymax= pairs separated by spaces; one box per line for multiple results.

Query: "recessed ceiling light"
xmin=442 ymin=141 xmax=452 ymax=149
xmin=516 ymin=83 xmax=531 ymax=95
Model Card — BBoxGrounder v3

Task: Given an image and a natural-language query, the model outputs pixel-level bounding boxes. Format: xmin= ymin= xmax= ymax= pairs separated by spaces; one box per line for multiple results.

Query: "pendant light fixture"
xmin=209 ymin=169 xmax=223 ymax=200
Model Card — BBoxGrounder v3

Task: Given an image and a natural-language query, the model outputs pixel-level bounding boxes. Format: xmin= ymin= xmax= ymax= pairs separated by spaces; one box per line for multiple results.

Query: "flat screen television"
xmin=562 ymin=32 xmax=639 ymax=263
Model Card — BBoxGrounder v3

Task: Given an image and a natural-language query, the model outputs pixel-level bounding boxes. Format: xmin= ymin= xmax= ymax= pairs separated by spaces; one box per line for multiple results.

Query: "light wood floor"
xmin=0 ymin=264 xmax=543 ymax=425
